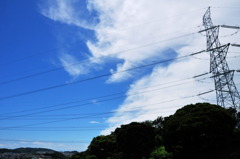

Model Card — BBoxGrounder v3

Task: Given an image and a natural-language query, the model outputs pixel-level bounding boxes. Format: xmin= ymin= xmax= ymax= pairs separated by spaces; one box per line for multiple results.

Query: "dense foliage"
xmin=71 ymin=103 xmax=240 ymax=159
xmin=163 ymin=103 xmax=237 ymax=159
xmin=116 ymin=122 xmax=158 ymax=158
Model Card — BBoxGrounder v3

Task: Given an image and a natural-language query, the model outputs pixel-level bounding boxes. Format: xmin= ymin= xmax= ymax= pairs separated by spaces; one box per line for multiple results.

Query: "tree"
xmin=163 ymin=103 xmax=236 ymax=159
xmin=149 ymin=146 xmax=172 ymax=159
xmin=114 ymin=122 xmax=157 ymax=159
xmin=152 ymin=116 xmax=165 ymax=129
xmin=87 ymin=134 xmax=117 ymax=159
xmin=227 ymin=107 xmax=240 ymax=128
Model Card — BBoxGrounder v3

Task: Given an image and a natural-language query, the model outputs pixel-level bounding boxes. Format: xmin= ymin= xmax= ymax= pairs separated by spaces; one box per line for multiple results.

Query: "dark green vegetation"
xmin=163 ymin=103 xmax=240 ymax=159
xmin=71 ymin=103 xmax=240 ymax=159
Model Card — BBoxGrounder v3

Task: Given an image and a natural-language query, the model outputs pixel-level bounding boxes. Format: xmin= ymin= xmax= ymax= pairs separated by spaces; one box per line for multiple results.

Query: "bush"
xmin=149 ymin=146 xmax=172 ymax=159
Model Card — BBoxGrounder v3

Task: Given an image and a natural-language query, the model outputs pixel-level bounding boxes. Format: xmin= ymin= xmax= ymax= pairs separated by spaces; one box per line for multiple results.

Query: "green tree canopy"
xmin=163 ymin=103 xmax=236 ymax=159
xmin=114 ymin=122 xmax=157 ymax=159
xmin=70 ymin=103 xmax=240 ymax=159
xmin=87 ymin=134 xmax=116 ymax=159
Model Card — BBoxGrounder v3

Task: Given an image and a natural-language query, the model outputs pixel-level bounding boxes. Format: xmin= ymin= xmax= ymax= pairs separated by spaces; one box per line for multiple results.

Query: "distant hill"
xmin=0 ymin=147 xmax=55 ymax=154
xmin=0 ymin=148 xmax=10 ymax=153
xmin=14 ymin=147 xmax=55 ymax=153
xmin=0 ymin=147 xmax=68 ymax=159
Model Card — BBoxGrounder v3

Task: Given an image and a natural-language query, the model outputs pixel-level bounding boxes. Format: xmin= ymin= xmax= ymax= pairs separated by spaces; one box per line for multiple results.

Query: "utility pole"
xmin=201 ymin=7 xmax=240 ymax=110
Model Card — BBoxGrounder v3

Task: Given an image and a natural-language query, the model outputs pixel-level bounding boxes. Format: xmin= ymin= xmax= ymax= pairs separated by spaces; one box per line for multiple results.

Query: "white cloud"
xmin=87 ymin=0 xmax=240 ymax=82
xmin=101 ymin=54 xmax=216 ymax=134
xmin=59 ymin=53 xmax=89 ymax=78
xmin=89 ymin=121 xmax=100 ymax=124
xmin=40 ymin=0 xmax=94 ymax=29
xmin=40 ymin=0 xmax=240 ymax=135
xmin=87 ymin=0 xmax=206 ymax=82
xmin=40 ymin=0 xmax=239 ymax=82
xmin=88 ymin=0 xmax=240 ymax=134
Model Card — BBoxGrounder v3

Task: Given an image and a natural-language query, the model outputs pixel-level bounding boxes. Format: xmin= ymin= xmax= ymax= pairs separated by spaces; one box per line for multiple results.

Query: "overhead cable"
xmin=0 ymin=32 xmax=198 ymax=86
xmin=0 ymin=72 xmax=210 ymax=117
xmin=0 ymin=90 xmax=214 ymax=130
xmin=0 ymin=75 xmax=211 ymax=120
xmin=0 ymin=49 xmax=206 ymax=101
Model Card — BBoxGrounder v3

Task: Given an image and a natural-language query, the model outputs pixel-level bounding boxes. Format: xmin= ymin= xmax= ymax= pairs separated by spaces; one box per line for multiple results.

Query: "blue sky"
xmin=0 ymin=0 xmax=240 ymax=151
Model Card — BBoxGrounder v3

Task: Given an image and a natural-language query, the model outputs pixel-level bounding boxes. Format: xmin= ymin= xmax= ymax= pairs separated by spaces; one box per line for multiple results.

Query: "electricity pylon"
xmin=202 ymin=7 xmax=240 ymax=110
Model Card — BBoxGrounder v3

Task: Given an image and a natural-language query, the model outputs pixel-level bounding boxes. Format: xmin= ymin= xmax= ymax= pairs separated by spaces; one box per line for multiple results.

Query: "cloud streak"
xmin=40 ymin=0 xmax=94 ymax=30
xmin=59 ymin=53 xmax=89 ymax=78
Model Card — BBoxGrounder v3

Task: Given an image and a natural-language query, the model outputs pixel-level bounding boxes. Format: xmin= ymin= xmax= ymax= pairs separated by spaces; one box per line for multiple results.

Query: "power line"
xmin=0 ymin=90 xmax=214 ymax=130
xmin=0 ymin=129 xmax=103 ymax=132
xmin=0 ymin=25 xmax=201 ymax=82
xmin=227 ymin=55 xmax=240 ymax=58
xmin=1 ymin=105 xmax=212 ymax=131
xmin=0 ymin=125 xmax=109 ymax=132
xmin=0 ymin=49 xmax=205 ymax=101
xmin=212 ymin=6 xmax=240 ymax=9
xmin=0 ymin=72 xmax=210 ymax=117
xmin=0 ymin=31 xmax=198 ymax=86
xmin=0 ymin=96 xmax=125 ymax=120
xmin=229 ymin=51 xmax=240 ymax=54
xmin=198 ymin=95 xmax=216 ymax=103
xmin=0 ymin=44 xmax=62 ymax=67
xmin=118 ymin=7 xmax=206 ymax=30
xmin=192 ymin=54 xmax=240 ymax=60
xmin=0 ymin=75 xmax=211 ymax=120
xmin=1 ymin=7 xmax=206 ymax=67
xmin=0 ymin=138 xmax=89 ymax=143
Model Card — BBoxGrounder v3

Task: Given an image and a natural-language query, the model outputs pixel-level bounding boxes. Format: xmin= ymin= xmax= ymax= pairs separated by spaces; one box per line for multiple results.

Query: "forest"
xmin=70 ymin=103 xmax=240 ymax=159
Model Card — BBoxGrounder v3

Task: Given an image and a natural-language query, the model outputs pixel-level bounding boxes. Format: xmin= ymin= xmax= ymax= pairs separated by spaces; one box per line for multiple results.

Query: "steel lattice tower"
xmin=202 ymin=7 xmax=240 ymax=110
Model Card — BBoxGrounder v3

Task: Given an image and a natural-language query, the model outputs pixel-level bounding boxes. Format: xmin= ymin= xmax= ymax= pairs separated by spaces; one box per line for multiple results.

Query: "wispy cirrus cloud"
xmin=86 ymin=0 xmax=205 ymax=83
xmin=86 ymin=0 xmax=240 ymax=83
xmin=59 ymin=53 xmax=89 ymax=78
xmin=101 ymin=52 xmax=216 ymax=134
xmin=89 ymin=121 xmax=100 ymax=124
xmin=40 ymin=0 xmax=94 ymax=30
xmin=40 ymin=0 xmax=98 ymax=79
xmin=40 ymin=0 xmax=240 ymax=83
